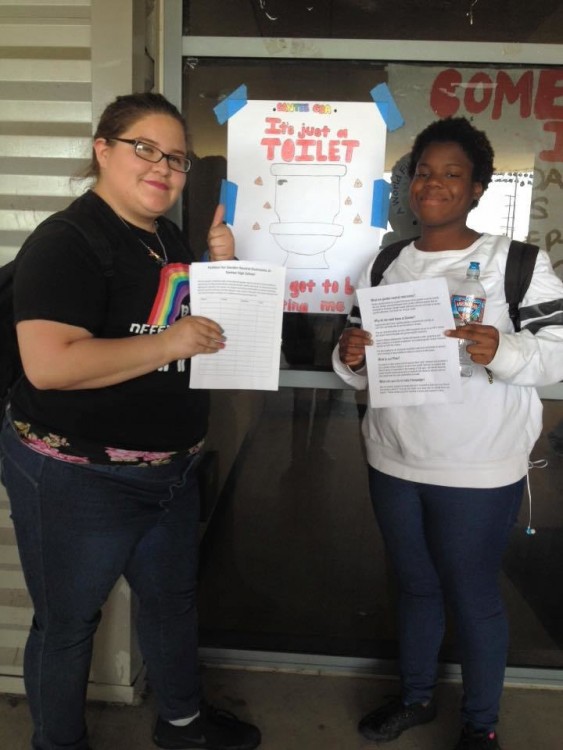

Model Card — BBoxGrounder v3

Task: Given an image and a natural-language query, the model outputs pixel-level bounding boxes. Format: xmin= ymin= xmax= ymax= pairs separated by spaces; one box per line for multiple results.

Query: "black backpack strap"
xmin=0 ymin=259 xmax=20 ymax=417
xmin=505 ymin=239 xmax=539 ymax=332
xmin=40 ymin=212 xmax=114 ymax=278
xmin=370 ymin=237 xmax=418 ymax=286
xmin=341 ymin=237 xmax=416 ymax=333
xmin=0 ymin=258 xmax=15 ymax=297
xmin=2 ymin=199 xmax=117 ymax=419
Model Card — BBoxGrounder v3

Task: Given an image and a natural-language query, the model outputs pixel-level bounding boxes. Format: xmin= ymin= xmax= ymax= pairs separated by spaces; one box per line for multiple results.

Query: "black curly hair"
xmin=407 ymin=116 xmax=495 ymax=195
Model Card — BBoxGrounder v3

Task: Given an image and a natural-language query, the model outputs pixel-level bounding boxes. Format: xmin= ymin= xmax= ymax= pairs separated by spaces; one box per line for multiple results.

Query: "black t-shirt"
xmin=11 ymin=191 xmax=209 ymax=452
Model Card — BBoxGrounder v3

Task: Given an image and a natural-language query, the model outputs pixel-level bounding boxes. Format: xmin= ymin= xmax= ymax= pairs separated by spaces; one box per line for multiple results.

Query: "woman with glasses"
xmin=0 ymin=93 xmax=261 ymax=750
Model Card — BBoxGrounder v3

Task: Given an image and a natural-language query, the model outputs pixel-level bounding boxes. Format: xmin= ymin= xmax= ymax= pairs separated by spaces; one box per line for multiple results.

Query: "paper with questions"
xmin=189 ymin=261 xmax=286 ymax=391
xmin=356 ymin=277 xmax=462 ymax=408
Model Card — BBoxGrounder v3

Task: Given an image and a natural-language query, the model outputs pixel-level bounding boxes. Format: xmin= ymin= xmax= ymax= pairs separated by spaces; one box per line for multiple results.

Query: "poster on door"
xmin=227 ymin=100 xmax=387 ymax=314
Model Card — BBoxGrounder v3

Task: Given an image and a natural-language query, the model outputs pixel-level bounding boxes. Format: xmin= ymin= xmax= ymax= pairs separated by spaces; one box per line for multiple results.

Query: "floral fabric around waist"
xmin=12 ymin=418 xmax=204 ymax=467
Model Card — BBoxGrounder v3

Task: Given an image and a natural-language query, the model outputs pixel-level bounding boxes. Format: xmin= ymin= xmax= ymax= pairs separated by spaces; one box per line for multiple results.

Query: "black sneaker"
xmin=454 ymin=725 xmax=502 ymax=749
xmin=358 ymin=696 xmax=437 ymax=742
xmin=152 ymin=703 xmax=261 ymax=750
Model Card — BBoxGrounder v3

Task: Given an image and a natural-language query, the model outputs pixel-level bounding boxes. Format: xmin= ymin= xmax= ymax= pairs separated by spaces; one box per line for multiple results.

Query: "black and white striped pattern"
xmin=520 ymin=297 xmax=563 ymax=335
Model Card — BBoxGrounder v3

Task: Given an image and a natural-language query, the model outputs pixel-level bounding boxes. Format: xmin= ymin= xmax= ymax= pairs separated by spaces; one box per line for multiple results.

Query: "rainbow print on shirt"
xmin=148 ymin=263 xmax=190 ymax=326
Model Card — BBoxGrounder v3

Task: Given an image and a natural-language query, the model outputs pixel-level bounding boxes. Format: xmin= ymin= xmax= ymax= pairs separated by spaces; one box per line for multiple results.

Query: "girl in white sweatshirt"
xmin=333 ymin=116 xmax=563 ymax=750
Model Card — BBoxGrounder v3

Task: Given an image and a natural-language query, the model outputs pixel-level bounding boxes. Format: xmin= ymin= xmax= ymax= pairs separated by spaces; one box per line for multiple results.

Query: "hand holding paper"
xmin=166 ymin=315 xmax=226 ymax=359
xmin=189 ymin=260 xmax=286 ymax=391
xmin=338 ymin=327 xmax=372 ymax=370
xmin=356 ymin=277 xmax=462 ymax=407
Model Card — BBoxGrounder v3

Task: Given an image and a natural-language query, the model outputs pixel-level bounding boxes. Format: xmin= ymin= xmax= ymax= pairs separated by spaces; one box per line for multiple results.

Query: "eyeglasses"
xmin=107 ymin=138 xmax=191 ymax=174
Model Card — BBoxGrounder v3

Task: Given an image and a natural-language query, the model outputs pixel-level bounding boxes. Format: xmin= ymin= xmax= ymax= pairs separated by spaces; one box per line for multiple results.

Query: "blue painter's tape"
xmin=370 ymin=83 xmax=404 ymax=132
xmin=219 ymin=179 xmax=238 ymax=225
xmin=371 ymin=179 xmax=390 ymax=229
xmin=214 ymin=84 xmax=248 ymax=125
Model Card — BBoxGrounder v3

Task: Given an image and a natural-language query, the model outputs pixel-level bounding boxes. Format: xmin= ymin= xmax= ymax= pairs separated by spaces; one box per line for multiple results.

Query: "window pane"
xmin=184 ymin=0 xmax=563 ymax=44
xmin=186 ymin=52 xmax=563 ymax=673
xmin=199 ymin=390 xmax=563 ymax=670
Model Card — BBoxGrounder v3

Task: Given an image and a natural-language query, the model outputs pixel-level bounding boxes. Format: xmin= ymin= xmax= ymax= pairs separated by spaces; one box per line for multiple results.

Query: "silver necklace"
xmin=117 ymin=215 xmax=168 ymax=267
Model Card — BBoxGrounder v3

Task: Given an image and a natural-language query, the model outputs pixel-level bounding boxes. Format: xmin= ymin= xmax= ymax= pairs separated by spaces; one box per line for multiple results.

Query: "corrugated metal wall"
xmin=0 ymin=0 xmax=93 ymax=689
xmin=0 ymin=0 xmax=151 ymax=700
xmin=0 ymin=0 xmax=92 ymax=266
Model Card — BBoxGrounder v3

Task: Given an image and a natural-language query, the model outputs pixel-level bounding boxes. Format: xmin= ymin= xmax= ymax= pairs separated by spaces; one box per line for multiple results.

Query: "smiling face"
xmin=408 ymin=141 xmax=484 ymax=233
xmin=93 ymin=113 xmax=187 ymax=230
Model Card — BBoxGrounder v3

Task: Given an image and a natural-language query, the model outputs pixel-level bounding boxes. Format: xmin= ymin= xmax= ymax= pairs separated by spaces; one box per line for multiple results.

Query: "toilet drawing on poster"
xmin=269 ymin=163 xmax=346 ymax=269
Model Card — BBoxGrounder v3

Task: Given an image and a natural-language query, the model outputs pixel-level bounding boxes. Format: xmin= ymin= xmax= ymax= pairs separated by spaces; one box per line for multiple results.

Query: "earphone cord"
xmin=525 ymin=458 xmax=548 ymax=535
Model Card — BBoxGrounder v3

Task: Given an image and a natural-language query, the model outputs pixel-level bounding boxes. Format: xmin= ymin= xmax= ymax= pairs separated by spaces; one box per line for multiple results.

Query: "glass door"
xmin=161 ymin=1 xmax=563 ymax=679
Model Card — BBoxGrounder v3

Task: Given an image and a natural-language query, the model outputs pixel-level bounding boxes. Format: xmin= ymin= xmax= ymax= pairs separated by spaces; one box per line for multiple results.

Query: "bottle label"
xmin=451 ymin=294 xmax=486 ymax=324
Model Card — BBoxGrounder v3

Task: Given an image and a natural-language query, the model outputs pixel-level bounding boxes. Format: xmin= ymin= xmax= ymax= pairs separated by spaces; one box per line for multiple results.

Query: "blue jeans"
xmin=0 ymin=418 xmax=202 ymax=750
xmin=368 ymin=467 xmax=524 ymax=732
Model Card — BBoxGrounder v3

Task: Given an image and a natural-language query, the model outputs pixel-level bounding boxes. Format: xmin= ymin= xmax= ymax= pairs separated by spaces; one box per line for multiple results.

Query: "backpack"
xmin=371 ymin=237 xmax=539 ymax=332
xmin=0 ymin=210 xmax=115 ymax=421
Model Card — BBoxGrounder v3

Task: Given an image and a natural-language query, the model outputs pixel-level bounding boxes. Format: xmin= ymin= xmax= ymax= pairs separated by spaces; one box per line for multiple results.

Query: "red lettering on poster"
xmin=429 ymin=68 xmax=563 ymax=164
xmin=261 ymin=115 xmax=360 ymax=163
xmin=320 ymin=300 xmax=346 ymax=312
xmin=491 ymin=71 xmax=533 ymax=120
xmin=284 ymin=299 xmax=309 ymax=312
xmin=260 ymin=137 xmax=281 ymax=160
xmin=540 ymin=121 xmax=563 ymax=162
xmin=264 ymin=117 xmax=294 ymax=135
xmin=344 ymin=276 xmax=355 ymax=295
xmin=322 ymin=279 xmax=339 ymax=294
xmin=430 ymin=69 xmax=462 ymax=118
xmin=288 ymin=279 xmax=317 ymax=299
xmin=534 ymin=70 xmax=563 ymax=120
xmin=464 ymin=72 xmax=493 ymax=115
xmin=281 ymin=138 xmax=296 ymax=161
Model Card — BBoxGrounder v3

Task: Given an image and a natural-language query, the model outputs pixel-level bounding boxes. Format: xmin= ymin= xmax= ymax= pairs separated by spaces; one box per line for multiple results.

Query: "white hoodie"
xmin=332 ymin=234 xmax=563 ymax=488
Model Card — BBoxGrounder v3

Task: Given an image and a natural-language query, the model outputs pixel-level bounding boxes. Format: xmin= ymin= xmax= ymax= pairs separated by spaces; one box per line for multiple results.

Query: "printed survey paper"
xmin=189 ymin=261 xmax=286 ymax=391
xmin=356 ymin=277 xmax=463 ymax=408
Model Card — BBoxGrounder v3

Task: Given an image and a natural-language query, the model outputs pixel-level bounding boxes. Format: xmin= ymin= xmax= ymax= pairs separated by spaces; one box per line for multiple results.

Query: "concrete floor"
xmin=1 ymin=667 xmax=561 ymax=750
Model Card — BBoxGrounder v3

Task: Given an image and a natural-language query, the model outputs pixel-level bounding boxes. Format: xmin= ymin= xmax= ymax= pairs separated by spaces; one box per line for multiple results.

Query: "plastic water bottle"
xmin=450 ymin=261 xmax=486 ymax=377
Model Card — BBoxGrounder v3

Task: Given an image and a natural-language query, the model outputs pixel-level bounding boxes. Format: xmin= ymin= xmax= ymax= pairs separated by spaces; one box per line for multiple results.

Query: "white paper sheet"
xmin=356 ymin=277 xmax=463 ymax=408
xmin=189 ymin=261 xmax=286 ymax=391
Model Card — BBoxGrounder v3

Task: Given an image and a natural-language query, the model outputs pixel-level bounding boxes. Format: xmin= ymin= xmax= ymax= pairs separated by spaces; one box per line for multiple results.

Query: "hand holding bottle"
xmin=445 ymin=323 xmax=499 ymax=365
